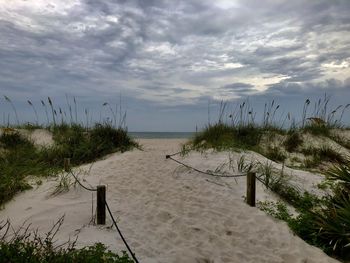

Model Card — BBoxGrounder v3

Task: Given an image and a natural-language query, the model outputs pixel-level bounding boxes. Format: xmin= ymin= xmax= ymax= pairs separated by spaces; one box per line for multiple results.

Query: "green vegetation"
xmin=283 ymin=131 xmax=303 ymax=152
xmin=190 ymin=121 xmax=349 ymax=167
xmin=300 ymin=146 xmax=347 ymax=169
xmin=0 ymin=242 xmax=133 ymax=263
xmin=0 ymin=96 xmax=138 ymax=263
xmin=189 ymin=95 xmax=348 ymax=153
xmin=331 ymin=134 xmax=350 ymax=150
xmin=191 ymin=123 xmax=263 ymax=150
xmin=263 ymin=146 xmax=286 ymax=162
xmin=302 ymin=117 xmax=331 ymax=136
xmin=0 ymin=131 xmax=58 ymax=205
xmin=0 ymin=124 xmax=138 ymax=207
xmin=48 ymin=123 xmax=138 ymax=167
xmin=258 ymin=160 xmax=350 ymax=260
xmin=0 ymin=217 xmax=134 ymax=263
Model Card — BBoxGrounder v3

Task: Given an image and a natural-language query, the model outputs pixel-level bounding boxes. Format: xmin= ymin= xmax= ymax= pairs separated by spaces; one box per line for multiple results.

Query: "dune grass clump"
xmin=0 ymin=217 xmax=134 ymax=263
xmin=192 ymin=123 xmax=236 ymax=149
xmin=0 ymin=131 xmax=32 ymax=149
xmin=90 ymin=123 xmax=137 ymax=155
xmin=0 ymin=132 xmax=59 ymax=206
xmin=0 ymin=123 xmax=138 ymax=207
xmin=191 ymin=123 xmax=262 ymax=150
xmin=283 ymin=131 xmax=303 ymax=152
xmin=313 ymin=163 xmax=350 ymax=257
xmin=300 ymin=146 xmax=347 ymax=168
xmin=263 ymin=146 xmax=286 ymax=162
xmin=258 ymin=160 xmax=350 ymax=260
xmin=48 ymin=123 xmax=138 ymax=167
xmin=317 ymin=146 xmax=346 ymax=163
xmin=303 ymin=122 xmax=331 ymax=137
xmin=331 ymin=134 xmax=350 ymax=150
xmin=190 ymin=95 xmax=349 ymax=156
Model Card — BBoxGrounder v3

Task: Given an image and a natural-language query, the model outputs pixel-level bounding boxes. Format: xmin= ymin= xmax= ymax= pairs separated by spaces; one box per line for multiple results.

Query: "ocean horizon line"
xmin=128 ymin=131 xmax=195 ymax=139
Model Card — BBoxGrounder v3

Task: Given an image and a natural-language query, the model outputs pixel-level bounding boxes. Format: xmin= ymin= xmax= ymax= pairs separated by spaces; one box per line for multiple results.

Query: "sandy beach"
xmin=0 ymin=138 xmax=339 ymax=263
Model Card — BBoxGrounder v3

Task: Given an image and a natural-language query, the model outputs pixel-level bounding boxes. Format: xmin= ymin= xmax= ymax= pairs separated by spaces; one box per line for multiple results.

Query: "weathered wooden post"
xmin=96 ymin=185 xmax=106 ymax=225
xmin=246 ymin=172 xmax=256 ymax=207
xmin=64 ymin=158 xmax=71 ymax=172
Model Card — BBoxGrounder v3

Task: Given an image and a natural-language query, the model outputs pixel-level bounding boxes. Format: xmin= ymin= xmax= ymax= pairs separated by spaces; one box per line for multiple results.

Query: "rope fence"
xmin=165 ymin=152 xmax=271 ymax=207
xmin=63 ymin=150 xmax=268 ymax=263
xmin=166 ymin=154 xmax=246 ymax=178
xmin=165 ymin=152 xmax=267 ymax=185
xmin=64 ymin=159 xmax=139 ymax=263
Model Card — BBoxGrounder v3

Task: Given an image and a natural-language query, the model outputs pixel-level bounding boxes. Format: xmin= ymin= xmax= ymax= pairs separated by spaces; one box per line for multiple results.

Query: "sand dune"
xmin=0 ymin=139 xmax=339 ymax=263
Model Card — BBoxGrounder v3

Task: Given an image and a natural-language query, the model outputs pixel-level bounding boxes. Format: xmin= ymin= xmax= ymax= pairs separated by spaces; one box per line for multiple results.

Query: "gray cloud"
xmin=0 ymin=0 xmax=349 ymax=130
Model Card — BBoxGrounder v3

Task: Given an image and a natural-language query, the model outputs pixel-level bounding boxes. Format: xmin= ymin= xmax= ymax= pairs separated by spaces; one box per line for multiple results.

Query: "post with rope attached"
xmin=64 ymin=158 xmax=71 ymax=172
xmin=97 ymin=185 xmax=106 ymax=225
xmin=246 ymin=172 xmax=256 ymax=207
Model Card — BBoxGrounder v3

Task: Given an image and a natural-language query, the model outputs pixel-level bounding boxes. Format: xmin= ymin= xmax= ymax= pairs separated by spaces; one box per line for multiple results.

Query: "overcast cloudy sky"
xmin=0 ymin=0 xmax=349 ymax=131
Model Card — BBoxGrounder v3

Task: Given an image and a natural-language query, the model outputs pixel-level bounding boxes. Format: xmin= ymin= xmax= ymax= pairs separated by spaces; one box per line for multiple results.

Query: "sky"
xmin=0 ymin=0 xmax=349 ymax=131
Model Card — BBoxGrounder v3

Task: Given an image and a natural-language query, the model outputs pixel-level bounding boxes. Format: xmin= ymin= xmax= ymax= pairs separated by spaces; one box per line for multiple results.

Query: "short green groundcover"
xmin=0 ymin=241 xmax=134 ymax=263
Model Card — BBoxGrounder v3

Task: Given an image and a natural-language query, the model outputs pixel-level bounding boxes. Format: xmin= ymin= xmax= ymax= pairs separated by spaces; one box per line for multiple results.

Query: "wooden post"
xmin=246 ymin=172 xmax=256 ymax=207
xmin=96 ymin=185 xmax=106 ymax=225
xmin=64 ymin=158 xmax=71 ymax=172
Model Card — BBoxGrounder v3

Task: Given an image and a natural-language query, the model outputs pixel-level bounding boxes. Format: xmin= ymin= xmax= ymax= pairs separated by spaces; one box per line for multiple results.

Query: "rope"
xmin=105 ymin=201 xmax=140 ymax=263
xmin=67 ymin=169 xmax=139 ymax=263
xmin=166 ymin=155 xmax=246 ymax=178
xmin=67 ymin=152 xmax=265 ymax=263
xmin=166 ymin=151 xmax=183 ymax=157
xmin=69 ymin=170 xmax=97 ymax=192
xmin=255 ymin=174 xmax=266 ymax=185
xmin=166 ymin=152 xmax=268 ymax=186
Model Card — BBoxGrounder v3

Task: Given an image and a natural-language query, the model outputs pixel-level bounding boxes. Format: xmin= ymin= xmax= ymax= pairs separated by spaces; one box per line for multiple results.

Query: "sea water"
xmin=129 ymin=132 xmax=194 ymax=139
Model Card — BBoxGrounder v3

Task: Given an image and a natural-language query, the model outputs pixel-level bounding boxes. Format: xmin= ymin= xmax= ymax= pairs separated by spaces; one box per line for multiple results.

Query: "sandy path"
xmin=0 ymin=139 xmax=338 ymax=263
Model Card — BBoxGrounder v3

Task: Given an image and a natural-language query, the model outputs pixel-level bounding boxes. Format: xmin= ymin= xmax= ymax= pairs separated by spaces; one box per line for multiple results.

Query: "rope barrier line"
xmin=67 ymin=170 xmax=139 ymax=263
xmin=166 ymin=153 xmax=268 ymax=187
xmin=68 ymin=171 xmax=97 ymax=192
xmin=255 ymin=174 xmax=267 ymax=185
xmin=105 ymin=201 xmax=140 ymax=263
xmin=166 ymin=150 xmax=183 ymax=157
xmin=66 ymin=153 xmax=266 ymax=263
xmin=166 ymin=155 xmax=246 ymax=178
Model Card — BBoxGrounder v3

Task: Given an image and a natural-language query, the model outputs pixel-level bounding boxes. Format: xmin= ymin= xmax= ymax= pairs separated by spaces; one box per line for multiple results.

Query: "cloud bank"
xmin=0 ymin=0 xmax=349 ymax=130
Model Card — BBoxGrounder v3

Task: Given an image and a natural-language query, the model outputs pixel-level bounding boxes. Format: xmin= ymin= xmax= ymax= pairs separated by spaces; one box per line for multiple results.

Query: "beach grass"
xmin=187 ymin=96 xmax=350 ymax=260
xmin=0 ymin=96 xmax=138 ymax=262
xmin=0 ymin=95 xmax=138 ymax=207
xmin=0 ymin=123 xmax=138 ymax=207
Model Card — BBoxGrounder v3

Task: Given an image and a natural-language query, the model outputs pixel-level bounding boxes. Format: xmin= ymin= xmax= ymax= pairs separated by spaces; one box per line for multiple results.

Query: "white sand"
xmin=0 ymin=139 xmax=339 ymax=263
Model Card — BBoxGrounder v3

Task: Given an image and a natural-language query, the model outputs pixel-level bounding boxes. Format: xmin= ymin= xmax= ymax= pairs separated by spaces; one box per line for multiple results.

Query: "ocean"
xmin=129 ymin=132 xmax=195 ymax=139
